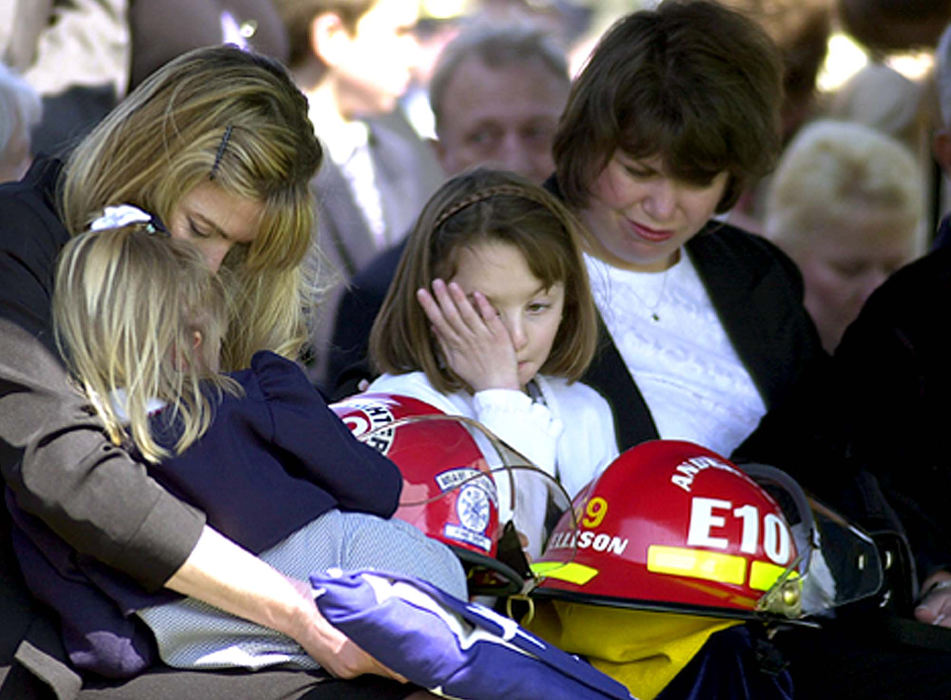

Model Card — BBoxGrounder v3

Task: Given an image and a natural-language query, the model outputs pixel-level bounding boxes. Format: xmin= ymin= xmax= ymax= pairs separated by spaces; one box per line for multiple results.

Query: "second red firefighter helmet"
xmin=530 ymin=440 xmax=805 ymax=620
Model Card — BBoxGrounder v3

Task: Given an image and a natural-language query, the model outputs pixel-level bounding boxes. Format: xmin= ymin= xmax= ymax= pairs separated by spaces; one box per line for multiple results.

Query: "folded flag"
xmin=310 ymin=568 xmax=636 ymax=700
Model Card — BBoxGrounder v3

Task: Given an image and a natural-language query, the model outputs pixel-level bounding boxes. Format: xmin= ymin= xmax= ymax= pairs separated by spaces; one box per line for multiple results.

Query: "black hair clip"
xmin=210 ymin=125 xmax=233 ymax=181
xmin=146 ymin=213 xmax=170 ymax=236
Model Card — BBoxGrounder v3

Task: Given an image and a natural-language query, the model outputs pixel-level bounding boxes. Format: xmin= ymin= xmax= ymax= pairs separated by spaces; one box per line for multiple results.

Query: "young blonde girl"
xmin=368 ymin=168 xmax=618 ymax=558
xmin=10 ymin=218 xmax=464 ymax=678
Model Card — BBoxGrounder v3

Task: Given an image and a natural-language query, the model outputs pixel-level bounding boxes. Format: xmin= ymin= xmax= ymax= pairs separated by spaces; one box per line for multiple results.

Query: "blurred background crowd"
xmin=3 ymin=0 xmax=948 ymax=224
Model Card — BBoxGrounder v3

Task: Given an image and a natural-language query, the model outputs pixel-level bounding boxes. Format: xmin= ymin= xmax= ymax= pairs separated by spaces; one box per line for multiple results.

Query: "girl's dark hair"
xmin=371 ymin=168 xmax=598 ymax=393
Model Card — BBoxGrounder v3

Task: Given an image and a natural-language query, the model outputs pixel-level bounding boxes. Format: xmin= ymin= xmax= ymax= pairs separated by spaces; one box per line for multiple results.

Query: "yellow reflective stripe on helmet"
xmin=531 ymin=561 xmax=599 ymax=585
xmin=647 ymin=545 xmax=746 ymax=585
xmin=749 ymin=561 xmax=798 ymax=592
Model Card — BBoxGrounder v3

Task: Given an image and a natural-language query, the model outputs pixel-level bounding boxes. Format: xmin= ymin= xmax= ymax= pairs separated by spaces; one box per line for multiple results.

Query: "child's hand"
xmin=417 ymin=279 xmax=520 ymax=392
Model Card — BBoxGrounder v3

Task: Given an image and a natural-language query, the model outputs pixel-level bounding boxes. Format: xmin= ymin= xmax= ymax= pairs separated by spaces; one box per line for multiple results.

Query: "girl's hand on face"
xmin=417 ymin=279 xmax=520 ymax=392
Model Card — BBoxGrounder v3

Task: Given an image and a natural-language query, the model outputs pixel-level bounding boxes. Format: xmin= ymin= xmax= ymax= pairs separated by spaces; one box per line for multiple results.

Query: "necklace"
xmin=628 ymin=268 xmax=669 ymax=322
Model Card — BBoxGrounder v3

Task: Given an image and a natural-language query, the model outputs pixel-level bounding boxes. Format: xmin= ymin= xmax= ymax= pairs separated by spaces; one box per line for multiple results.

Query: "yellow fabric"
xmin=525 ymin=601 xmax=739 ymax=700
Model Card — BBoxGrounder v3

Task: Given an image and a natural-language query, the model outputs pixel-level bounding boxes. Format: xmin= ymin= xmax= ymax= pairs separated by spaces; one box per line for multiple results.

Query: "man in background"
xmin=272 ymin=0 xmax=446 ymax=385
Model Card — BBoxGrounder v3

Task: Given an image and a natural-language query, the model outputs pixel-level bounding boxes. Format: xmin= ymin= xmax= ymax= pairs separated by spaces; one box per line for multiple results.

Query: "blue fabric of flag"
xmin=310 ymin=568 xmax=636 ymax=700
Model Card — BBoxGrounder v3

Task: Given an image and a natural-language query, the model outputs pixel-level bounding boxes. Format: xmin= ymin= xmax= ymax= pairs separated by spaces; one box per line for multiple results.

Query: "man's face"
xmin=330 ymin=0 xmax=420 ymax=116
xmin=434 ymin=56 xmax=569 ymax=183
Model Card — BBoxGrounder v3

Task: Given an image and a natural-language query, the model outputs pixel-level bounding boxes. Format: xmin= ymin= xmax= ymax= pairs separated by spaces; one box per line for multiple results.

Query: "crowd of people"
xmin=3 ymin=1 xmax=951 ymax=698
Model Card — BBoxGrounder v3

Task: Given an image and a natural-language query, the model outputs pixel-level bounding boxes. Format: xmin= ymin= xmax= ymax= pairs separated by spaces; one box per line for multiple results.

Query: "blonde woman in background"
xmin=764 ymin=119 xmax=923 ymax=352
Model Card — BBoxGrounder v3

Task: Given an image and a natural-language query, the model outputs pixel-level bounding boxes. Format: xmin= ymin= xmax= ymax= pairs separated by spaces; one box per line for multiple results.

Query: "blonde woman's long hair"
xmin=59 ymin=45 xmax=324 ymax=370
xmin=53 ymin=225 xmax=240 ymax=463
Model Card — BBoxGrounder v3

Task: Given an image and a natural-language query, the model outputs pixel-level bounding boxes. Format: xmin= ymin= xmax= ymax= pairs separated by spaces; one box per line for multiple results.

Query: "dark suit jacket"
xmin=307 ymin=110 xmax=444 ymax=388
xmin=931 ymin=212 xmax=951 ymax=251
xmin=328 ymin=239 xmax=406 ymax=399
xmin=801 ymin=245 xmax=951 ymax=578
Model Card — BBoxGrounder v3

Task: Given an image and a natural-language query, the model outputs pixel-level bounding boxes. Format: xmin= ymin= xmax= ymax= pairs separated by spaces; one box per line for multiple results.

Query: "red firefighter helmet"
xmin=331 ymin=392 xmax=527 ymax=593
xmin=531 ymin=440 xmax=804 ymax=620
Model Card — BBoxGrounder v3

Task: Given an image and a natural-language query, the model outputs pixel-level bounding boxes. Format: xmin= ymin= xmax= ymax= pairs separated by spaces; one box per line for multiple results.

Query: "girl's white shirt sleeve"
xmin=365 ymin=372 xmax=467 ymax=416
xmin=470 ymin=388 xmax=561 ymax=476
xmin=534 ymin=375 xmax=619 ymax=499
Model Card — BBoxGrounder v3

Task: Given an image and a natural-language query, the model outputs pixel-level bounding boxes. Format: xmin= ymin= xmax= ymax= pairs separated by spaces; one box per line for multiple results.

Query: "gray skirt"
xmin=136 ymin=510 xmax=467 ymax=671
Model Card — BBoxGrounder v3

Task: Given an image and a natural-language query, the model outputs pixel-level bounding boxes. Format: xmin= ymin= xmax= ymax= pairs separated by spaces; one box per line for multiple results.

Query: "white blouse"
xmin=585 ymin=252 xmax=766 ymax=457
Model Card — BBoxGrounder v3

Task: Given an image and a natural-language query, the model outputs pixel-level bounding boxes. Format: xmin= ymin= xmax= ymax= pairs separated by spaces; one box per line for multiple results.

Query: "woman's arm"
xmin=0 ymin=320 xmax=202 ymax=586
xmin=166 ymin=526 xmax=403 ymax=678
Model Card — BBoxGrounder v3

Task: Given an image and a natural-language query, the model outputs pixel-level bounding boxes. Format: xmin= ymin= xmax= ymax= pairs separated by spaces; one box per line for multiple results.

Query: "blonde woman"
xmin=763 ymin=119 xmax=923 ymax=352
xmin=0 ymin=45 xmax=418 ymax=698
xmin=58 ymin=46 xmax=322 ymax=367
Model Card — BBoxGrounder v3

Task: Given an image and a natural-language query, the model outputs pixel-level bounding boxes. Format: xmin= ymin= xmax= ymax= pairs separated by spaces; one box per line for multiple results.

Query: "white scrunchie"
xmin=90 ymin=204 xmax=157 ymax=232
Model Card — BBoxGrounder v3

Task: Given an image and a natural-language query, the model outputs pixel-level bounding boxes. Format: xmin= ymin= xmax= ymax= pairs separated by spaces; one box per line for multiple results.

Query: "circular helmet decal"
xmin=331 ymin=393 xmax=500 ymax=557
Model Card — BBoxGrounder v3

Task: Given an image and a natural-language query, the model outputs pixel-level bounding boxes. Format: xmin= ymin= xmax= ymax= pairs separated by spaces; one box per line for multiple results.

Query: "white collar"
xmin=304 ymin=87 xmax=371 ymax=165
xmin=108 ymin=388 xmax=166 ymax=424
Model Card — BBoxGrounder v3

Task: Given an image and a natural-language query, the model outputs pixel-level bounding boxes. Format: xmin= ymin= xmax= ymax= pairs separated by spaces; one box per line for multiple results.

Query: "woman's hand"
xmin=915 ymin=571 xmax=951 ymax=628
xmin=285 ymin=577 xmax=406 ymax=680
xmin=416 ymin=279 xmax=519 ymax=392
